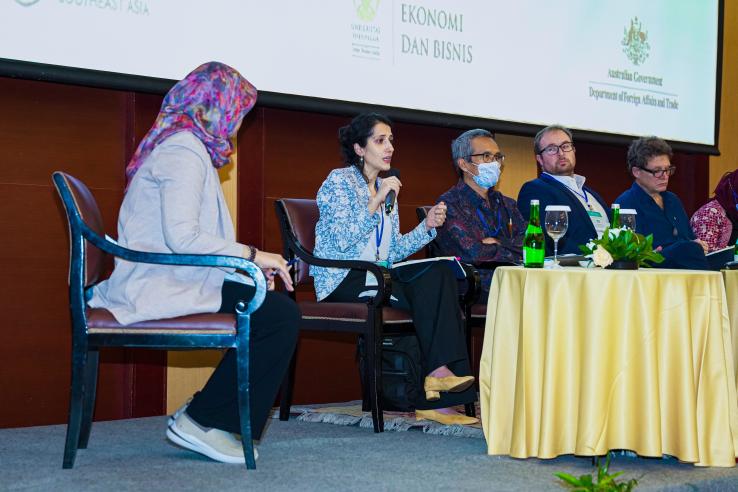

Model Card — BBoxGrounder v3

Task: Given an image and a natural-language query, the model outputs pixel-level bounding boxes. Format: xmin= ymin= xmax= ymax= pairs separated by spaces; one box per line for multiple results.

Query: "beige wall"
xmin=496 ymin=134 xmax=539 ymax=196
xmin=709 ymin=0 xmax=738 ymax=189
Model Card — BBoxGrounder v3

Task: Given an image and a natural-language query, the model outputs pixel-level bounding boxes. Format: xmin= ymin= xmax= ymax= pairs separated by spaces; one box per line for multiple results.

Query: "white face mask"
xmin=467 ymin=161 xmax=501 ymax=189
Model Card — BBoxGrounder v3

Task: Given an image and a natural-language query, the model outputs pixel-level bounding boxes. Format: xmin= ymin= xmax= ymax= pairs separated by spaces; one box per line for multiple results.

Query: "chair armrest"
xmin=79 ymin=221 xmax=266 ymax=315
xmin=286 ymin=239 xmax=392 ymax=306
xmin=459 ymin=263 xmax=482 ymax=306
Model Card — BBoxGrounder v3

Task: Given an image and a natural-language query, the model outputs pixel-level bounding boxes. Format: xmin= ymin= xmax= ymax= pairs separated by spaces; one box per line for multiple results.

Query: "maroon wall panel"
xmin=0 ymin=78 xmax=166 ymax=428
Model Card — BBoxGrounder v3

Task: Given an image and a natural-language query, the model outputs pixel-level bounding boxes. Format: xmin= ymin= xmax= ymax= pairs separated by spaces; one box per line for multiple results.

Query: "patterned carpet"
xmin=289 ymin=401 xmax=483 ymax=438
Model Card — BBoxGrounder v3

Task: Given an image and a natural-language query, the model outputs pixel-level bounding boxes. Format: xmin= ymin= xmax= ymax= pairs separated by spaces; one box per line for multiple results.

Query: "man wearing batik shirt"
xmin=435 ymin=129 xmax=525 ymax=302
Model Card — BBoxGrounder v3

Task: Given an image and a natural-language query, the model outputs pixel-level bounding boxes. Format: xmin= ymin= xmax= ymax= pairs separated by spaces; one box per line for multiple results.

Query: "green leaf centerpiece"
xmin=579 ymin=227 xmax=664 ymax=269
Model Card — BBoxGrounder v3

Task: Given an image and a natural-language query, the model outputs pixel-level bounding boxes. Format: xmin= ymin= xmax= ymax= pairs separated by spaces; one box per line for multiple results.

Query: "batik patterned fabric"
xmin=690 ymin=199 xmax=732 ymax=251
xmin=435 ymin=179 xmax=525 ymax=298
xmin=125 ymin=61 xmax=257 ymax=182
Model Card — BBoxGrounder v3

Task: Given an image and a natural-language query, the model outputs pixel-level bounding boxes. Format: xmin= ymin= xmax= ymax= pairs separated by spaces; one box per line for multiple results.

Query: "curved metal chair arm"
xmin=283 ymin=232 xmax=392 ymax=307
xmin=76 ymin=220 xmax=266 ymax=315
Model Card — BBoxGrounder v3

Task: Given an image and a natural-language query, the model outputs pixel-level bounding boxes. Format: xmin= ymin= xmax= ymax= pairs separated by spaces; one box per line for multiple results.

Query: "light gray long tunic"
xmin=89 ymin=131 xmax=244 ymax=325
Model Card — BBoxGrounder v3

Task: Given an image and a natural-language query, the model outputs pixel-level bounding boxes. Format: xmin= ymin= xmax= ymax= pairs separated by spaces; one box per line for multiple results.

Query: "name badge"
xmin=587 ymin=210 xmax=608 ymax=238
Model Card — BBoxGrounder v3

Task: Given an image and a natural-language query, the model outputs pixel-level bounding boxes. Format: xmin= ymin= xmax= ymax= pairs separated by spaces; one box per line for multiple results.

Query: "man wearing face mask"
xmin=434 ymin=129 xmax=525 ymax=302
xmin=517 ymin=124 xmax=610 ymax=255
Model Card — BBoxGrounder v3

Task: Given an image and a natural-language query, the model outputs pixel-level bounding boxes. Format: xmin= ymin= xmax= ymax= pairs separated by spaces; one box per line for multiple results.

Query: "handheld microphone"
xmin=384 ymin=168 xmax=400 ymax=215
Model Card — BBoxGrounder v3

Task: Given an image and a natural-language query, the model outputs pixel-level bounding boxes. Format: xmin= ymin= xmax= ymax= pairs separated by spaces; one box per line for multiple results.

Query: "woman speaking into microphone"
xmin=310 ymin=112 xmax=478 ymax=425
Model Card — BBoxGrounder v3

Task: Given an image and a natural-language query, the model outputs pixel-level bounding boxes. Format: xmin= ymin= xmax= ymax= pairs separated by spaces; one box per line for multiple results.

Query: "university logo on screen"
xmin=15 ymin=0 xmax=41 ymax=6
xmin=354 ymin=0 xmax=379 ymax=22
xmin=351 ymin=0 xmax=382 ymax=61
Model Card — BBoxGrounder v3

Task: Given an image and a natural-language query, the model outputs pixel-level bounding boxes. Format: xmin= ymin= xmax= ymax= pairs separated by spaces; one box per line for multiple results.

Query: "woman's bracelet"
xmin=246 ymin=245 xmax=258 ymax=262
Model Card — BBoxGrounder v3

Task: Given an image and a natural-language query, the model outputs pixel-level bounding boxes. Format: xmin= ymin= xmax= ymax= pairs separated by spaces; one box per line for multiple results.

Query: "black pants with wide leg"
xmin=186 ymin=281 xmax=300 ymax=439
xmin=324 ymin=262 xmax=475 ymax=410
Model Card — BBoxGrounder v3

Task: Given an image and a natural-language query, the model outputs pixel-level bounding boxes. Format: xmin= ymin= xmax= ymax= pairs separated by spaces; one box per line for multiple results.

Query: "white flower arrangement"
xmin=579 ymin=227 xmax=664 ymax=268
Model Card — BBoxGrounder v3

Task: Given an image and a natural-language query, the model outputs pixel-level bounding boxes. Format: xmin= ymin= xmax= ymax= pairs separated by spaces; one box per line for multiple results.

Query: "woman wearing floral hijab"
xmin=89 ymin=62 xmax=299 ymax=463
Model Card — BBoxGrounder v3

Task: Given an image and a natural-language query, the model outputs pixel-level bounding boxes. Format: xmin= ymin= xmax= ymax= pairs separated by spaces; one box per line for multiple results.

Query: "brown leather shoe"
xmin=424 ymin=375 xmax=475 ymax=393
xmin=415 ymin=409 xmax=479 ymax=426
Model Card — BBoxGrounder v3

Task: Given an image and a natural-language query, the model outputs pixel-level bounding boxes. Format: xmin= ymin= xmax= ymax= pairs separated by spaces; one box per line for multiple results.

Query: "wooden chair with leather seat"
xmin=53 ymin=171 xmax=265 ymax=470
xmin=274 ymin=198 xmax=420 ymax=433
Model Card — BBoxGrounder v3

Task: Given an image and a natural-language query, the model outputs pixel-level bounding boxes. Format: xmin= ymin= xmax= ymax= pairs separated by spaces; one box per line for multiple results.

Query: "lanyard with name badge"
xmin=374 ymin=178 xmax=388 ymax=266
xmin=476 ymin=207 xmax=502 ymax=237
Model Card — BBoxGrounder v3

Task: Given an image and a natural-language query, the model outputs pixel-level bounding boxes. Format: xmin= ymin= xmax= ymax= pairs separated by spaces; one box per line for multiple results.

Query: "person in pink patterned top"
xmin=690 ymin=170 xmax=738 ymax=251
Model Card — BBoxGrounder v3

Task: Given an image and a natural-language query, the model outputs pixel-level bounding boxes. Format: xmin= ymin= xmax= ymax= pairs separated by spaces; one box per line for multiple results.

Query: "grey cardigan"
xmin=88 ymin=132 xmax=244 ymax=325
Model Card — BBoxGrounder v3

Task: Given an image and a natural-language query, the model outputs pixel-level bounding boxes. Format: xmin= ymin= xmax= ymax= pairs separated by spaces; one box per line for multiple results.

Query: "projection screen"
xmin=0 ymin=0 xmax=723 ymax=152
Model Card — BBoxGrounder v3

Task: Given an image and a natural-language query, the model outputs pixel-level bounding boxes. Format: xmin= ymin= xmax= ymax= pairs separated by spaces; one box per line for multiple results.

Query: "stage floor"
xmin=2 ymin=413 xmax=738 ymax=491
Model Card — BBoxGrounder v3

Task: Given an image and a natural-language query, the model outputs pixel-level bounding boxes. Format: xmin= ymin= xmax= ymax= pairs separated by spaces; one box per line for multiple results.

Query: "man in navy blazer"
xmin=518 ymin=125 xmax=611 ymax=255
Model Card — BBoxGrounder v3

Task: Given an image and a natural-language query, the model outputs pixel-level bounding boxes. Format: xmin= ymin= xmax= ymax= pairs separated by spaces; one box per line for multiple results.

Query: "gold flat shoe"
xmin=415 ymin=409 xmax=479 ymax=426
xmin=424 ymin=375 xmax=475 ymax=393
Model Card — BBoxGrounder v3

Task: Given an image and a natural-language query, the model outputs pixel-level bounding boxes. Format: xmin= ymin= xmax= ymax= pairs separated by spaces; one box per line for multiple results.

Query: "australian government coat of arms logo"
xmin=621 ymin=16 xmax=650 ymax=65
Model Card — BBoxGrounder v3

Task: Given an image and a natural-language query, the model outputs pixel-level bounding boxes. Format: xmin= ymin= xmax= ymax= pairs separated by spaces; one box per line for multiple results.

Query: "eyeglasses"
xmin=538 ymin=142 xmax=575 ymax=155
xmin=638 ymin=166 xmax=676 ymax=178
xmin=468 ymin=152 xmax=505 ymax=163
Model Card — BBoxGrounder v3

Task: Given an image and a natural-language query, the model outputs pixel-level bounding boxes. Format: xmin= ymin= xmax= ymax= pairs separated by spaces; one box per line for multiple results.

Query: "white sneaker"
xmin=167 ymin=398 xmax=192 ymax=427
xmin=166 ymin=412 xmax=258 ymax=464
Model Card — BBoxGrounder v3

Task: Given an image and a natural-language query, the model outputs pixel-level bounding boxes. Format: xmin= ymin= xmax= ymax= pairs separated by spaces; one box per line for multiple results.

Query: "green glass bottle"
xmin=611 ymin=203 xmax=620 ymax=228
xmin=523 ymin=199 xmax=545 ymax=268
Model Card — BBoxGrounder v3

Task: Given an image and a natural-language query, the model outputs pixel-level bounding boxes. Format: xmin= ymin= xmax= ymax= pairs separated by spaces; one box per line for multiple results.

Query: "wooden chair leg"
xmin=367 ymin=312 xmax=384 ymax=433
xmin=279 ymin=352 xmax=297 ymax=421
xmin=359 ymin=335 xmax=371 ymax=412
xmin=78 ymin=349 xmax=99 ymax=449
xmin=464 ymin=402 xmax=476 ymax=418
xmin=63 ymin=344 xmax=87 ymax=469
xmin=464 ymin=306 xmax=474 ymax=364
xmin=236 ymin=319 xmax=256 ymax=470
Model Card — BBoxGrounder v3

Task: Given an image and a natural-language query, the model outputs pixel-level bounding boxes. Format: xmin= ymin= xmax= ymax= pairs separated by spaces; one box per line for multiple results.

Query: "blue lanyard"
xmin=476 ymin=207 xmax=502 ymax=237
xmin=541 ymin=173 xmax=591 ymax=207
xmin=375 ymin=178 xmax=385 ymax=261
xmin=375 ymin=209 xmax=385 ymax=261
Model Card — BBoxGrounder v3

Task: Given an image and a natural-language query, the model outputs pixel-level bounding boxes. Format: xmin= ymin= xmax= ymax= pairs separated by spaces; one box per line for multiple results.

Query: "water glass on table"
xmin=544 ymin=205 xmax=570 ymax=268
xmin=620 ymin=209 xmax=637 ymax=231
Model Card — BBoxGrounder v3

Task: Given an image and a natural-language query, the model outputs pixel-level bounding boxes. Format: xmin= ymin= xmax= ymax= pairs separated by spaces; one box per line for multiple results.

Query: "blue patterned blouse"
xmin=311 ymin=166 xmax=435 ymax=301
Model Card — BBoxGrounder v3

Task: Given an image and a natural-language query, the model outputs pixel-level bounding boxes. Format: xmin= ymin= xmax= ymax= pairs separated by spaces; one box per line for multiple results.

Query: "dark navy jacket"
xmin=517 ymin=174 xmax=609 ymax=255
xmin=615 ymin=182 xmax=708 ymax=270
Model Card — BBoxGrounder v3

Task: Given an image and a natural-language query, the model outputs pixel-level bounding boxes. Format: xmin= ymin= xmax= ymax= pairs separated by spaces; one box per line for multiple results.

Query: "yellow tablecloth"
xmin=479 ymin=266 xmax=738 ymax=467
xmin=722 ymin=269 xmax=738 ymax=391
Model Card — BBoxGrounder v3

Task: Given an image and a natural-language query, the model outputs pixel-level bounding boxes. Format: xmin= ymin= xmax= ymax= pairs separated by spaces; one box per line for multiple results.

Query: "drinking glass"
xmin=544 ymin=208 xmax=569 ymax=267
xmin=620 ymin=209 xmax=637 ymax=231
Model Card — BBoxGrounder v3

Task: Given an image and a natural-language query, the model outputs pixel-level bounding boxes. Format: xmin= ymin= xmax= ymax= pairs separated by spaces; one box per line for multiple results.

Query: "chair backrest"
xmin=416 ymin=206 xmax=443 ymax=258
xmin=52 ymin=172 xmax=109 ymax=288
xmin=275 ymin=198 xmax=319 ymax=286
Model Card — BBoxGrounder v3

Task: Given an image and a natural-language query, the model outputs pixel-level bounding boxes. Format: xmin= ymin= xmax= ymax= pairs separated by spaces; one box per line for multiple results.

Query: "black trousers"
xmin=186 ymin=281 xmax=299 ymax=439
xmin=324 ymin=263 xmax=475 ymax=410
